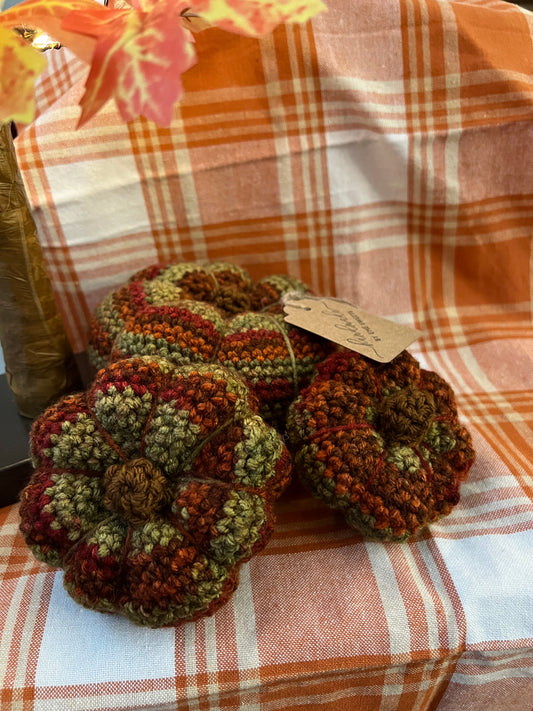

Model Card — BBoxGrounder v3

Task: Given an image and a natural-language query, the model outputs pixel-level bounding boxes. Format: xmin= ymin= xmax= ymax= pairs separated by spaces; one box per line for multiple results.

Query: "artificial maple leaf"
xmin=0 ymin=27 xmax=47 ymax=124
xmin=0 ymin=0 xmax=100 ymax=64
xmin=61 ymin=0 xmax=196 ymax=126
xmin=141 ymin=0 xmax=327 ymax=36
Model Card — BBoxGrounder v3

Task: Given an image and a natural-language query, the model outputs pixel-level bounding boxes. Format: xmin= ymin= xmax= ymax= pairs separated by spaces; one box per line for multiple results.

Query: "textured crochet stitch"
xmin=287 ymin=350 xmax=475 ymax=541
xmin=20 ymin=357 xmax=292 ymax=627
xmin=88 ymin=262 xmax=330 ymax=425
xmin=88 ymin=261 xmax=310 ymax=369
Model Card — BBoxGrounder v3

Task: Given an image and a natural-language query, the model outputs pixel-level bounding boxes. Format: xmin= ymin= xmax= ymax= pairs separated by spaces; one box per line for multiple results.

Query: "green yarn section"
xmin=50 ymin=413 xmax=122 ymax=471
xmin=423 ymin=422 xmax=457 ymax=454
xmin=43 ymin=472 xmax=105 ymax=541
xmin=386 ymin=446 xmax=421 ymax=474
xmin=233 ymin=415 xmax=283 ymax=487
xmin=257 ymin=274 xmax=309 ymax=297
xmin=94 ymin=385 xmax=153 ymax=458
xmin=86 ymin=517 xmax=129 ymax=558
xmin=114 ymin=331 xmax=210 ymax=366
xmin=87 ymin=345 xmax=108 ymax=371
xmin=130 ymin=519 xmax=184 ymax=555
xmin=285 ymin=399 xmax=310 ymax=444
xmin=152 ymin=262 xmax=204 ymax=288
xmin=143 ymin=278 xmax=186 ymax=306
xmin=210 ymin=490 xmax=267 ymax=565
xmin=31 ymin=545 xmax=62 ymax=567
xmin=94 ymin=291 xmax=125 ymax=341
xmin=208 ymin=261 xmax=251 ymax=280
xmin=218 ymin=356 xmax=293 ymax=384
xmin=225 ymin=311 xmax=286 ymax=334
xmin=139 ymin=354 xmax=176 ymax=375
xmin=144 ymin=403 xmax=202 ymax=476
xmin=295 ymin=442 xmax=334 ymax=500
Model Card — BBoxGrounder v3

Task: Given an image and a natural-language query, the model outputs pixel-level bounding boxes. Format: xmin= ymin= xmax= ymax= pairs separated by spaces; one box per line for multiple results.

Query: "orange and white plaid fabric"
xmin=2 ymin=0 xmax=533 ymax=708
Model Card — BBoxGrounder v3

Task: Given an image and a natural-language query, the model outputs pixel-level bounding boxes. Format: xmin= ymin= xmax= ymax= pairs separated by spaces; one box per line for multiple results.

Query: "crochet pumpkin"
xmin=20 ymin=357 xmax=292 ymax=627
xmin=88 ymin=262 xmax=328 ymax=425
xmin=88 ymin=261 xmax=309 ymax=369
xmin=287 ymin=350 xmax=475 ymax=541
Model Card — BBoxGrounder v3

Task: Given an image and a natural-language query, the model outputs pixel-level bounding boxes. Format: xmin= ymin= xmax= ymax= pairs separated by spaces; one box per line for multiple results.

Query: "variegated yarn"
xmin=88 ymin=262 xmax=330 ymax=425
xmin=20 ymin=357 xmax=292 ymax=627
xmin=287 ymin=349 xmax=476 ymax=541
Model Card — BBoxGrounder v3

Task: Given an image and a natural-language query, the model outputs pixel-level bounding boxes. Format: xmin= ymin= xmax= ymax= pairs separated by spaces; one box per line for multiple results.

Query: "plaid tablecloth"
xmin=2 ymin=0 xmax=533 ymax=708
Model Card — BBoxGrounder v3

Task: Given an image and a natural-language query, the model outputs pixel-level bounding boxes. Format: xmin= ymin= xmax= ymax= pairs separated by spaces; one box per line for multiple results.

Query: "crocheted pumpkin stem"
xmin=377 ymin=386 xmax=436 ymax=446
xmin=103 ymin=457 xmax=170 ymax=526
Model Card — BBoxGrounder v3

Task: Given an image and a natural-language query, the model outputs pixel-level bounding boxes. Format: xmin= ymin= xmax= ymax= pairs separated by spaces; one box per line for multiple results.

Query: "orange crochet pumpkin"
xmin=287 ymin=350 xmax=476 ymax=541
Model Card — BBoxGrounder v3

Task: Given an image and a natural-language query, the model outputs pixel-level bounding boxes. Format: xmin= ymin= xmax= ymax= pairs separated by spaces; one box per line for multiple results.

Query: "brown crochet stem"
xmin=207 ymin=271 xmax=251 ymax=313
xmin=103 ymin=458 xmax=170 ymax=525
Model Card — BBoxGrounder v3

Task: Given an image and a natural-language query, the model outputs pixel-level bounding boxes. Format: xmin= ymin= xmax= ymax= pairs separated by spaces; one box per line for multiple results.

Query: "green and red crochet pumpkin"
xmin=20 ymin=357 xmax=291 ymax=627
xmin=88 ymin=261 xmax=329 ymax=425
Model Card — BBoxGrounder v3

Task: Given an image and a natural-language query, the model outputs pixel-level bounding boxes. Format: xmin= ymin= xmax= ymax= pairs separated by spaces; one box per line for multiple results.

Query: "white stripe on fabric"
xmin=204 ymin=615 xmax=220 ymax=705
xmin=34 ymin=689 xmax=178 ymax=711
xmin=184 ymin=622 xmax=201 ymax=710
xmin=416 ymin=540 xmax=462 ymax=651
xmin=433 ymin=511 xmax=533 ymax=536
xmin=232 ymin=563 xmax=260 ymax=671
xmin=335 ymin=233 xmax=409 ymax=255
xmin=449 ymin=668 xmax=533 ymax=685
xmin=436 ymin=530 xmax=533 ymax=646
xmin=35 ymin=574 xmax=176 ymax=686
xmin=365 ymin=542 xmax=411 ymax=655
xmin=400 ymin=547 xmax=441 ymax=651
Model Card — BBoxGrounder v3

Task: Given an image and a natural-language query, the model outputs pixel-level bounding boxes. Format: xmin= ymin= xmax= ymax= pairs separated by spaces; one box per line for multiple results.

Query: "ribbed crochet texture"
xmin=20 ymin=357 xmax=292 ymax=627
xmin=287 ymin=350 xmax=475 ymax=541
xmin=88 ymin=262 xmax=330 ymax=425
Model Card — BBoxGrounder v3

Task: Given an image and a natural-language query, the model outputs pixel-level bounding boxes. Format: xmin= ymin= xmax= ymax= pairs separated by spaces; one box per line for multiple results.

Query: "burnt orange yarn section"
xmin=287 ymin=349 xmax=476 ymax=542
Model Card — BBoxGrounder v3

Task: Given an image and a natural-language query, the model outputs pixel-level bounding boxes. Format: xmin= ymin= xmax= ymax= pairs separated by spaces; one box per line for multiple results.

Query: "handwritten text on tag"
xmin=283 ymin=296 xmax=422 ymax=362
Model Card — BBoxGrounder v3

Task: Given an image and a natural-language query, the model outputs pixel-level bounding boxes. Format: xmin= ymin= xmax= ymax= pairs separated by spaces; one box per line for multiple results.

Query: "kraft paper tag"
xmin=283 ymin=296 xmax=422 ymax=363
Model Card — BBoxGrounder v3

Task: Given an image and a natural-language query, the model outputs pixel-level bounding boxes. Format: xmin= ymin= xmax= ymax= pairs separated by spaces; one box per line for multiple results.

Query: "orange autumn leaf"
xmin=0 ymin=0 xmax=327 ymax=128
xmin=0 ymin=0 xmax=100 ymax=64
xmin=0 ymin=27 xmax=47 ymax=124
xmin=61 ymin=0 xmax=196 ymax=126
xmin=142 ymin=0 xmax=327 ymax=36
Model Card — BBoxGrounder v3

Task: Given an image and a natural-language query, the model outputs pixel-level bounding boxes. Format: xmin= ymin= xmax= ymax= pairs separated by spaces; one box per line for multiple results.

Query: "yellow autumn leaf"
xmin=0 ymin=28 xmax=47 ymax=125
xmin=0 ymin=0 xmax=100 ymax=64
